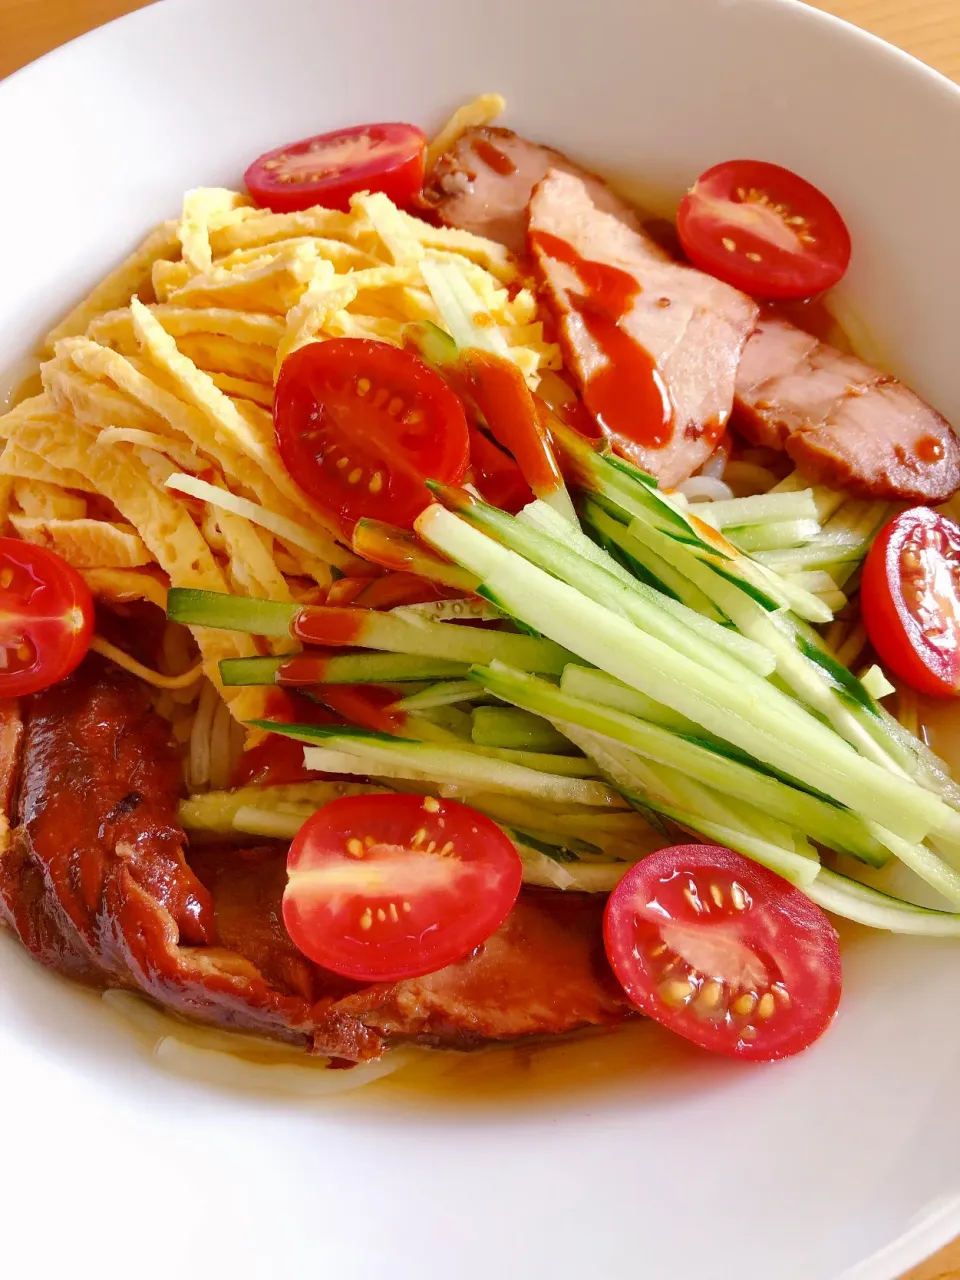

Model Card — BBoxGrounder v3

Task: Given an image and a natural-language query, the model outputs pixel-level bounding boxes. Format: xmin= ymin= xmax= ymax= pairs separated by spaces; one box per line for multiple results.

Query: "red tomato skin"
xmin=0 ymin=538 xmax=94 ymax=696
xmin=677 ymin=159 xmax=851 ymax=300
xmin=274 ymin=338 xmax=470 ymax=531
xmin=283 ymin=794 xmax=523 ymax=981
xmin=861 ymin=508 xmax=960 ymax=698
xmin=603 ymin=845 xmax=841 ymax=1062
xmin=244 ymin=123 xmax=426 ymax=214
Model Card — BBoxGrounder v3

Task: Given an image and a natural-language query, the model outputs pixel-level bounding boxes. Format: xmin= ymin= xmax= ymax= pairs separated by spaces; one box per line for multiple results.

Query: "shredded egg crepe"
xmin=0 ymin=172 xmax=560 ymax=768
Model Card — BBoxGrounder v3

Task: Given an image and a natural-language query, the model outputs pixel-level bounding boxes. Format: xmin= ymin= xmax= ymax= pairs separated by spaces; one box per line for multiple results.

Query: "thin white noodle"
xmin=189 ymin=679 xmax=219 ymax=791
xmin=154 ymin=1037 xmax=415 ymax=1097
xmin=699 ymin=441 xmax=730 ymax=479
xmin=102 ymin=989 xmax=417 ymax=1096
xmin=675 ymin=476 xmax=734 ymax=504
xmin=721 ymin=461 xmax=779 ymax=497
xmin=207 ymin=697 xmax=234 ymax=791
xmin=836 ymin=621 xmax=867 ymax=670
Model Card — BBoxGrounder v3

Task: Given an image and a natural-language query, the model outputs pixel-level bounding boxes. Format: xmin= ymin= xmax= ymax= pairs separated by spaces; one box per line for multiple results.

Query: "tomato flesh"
xmin=274 ymin=339 xmax=470 ymax=531
xmin=245 ymin=122 xmax=426 ymax=214
xmin=283 ymin=794 xmax=523 ymax=980
xmin=862 ymin=507 xmax=960 ymax=698
xmin=677 ymin=159 xmax=851 ymax=300
xmin=0 ymin=538 xmax=94 ymax=696
xmin=603 ymin=844 xmax=841 ymax=1061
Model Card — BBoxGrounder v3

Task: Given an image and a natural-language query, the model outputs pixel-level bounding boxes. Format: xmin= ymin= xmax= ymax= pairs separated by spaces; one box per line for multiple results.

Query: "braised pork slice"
xmin=419 ymin=125 xmax=640 ymax=256
xmin=0 ymin=662 xmax=630 ymax=1062
xmin=734 ymin=316 xmax=960 ymax=502
xmin=529 ymin=169 xmax=759 ymax=487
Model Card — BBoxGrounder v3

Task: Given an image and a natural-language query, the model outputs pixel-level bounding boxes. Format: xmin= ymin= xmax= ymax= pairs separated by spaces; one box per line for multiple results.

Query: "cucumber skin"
xmin=168 ymin=588 xmax=296 ymax=636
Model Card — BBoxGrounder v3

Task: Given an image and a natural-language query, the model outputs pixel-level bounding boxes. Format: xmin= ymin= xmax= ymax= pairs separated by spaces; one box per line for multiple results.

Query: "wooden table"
xmin=0 ymin=1 xmax=958 ymax=1276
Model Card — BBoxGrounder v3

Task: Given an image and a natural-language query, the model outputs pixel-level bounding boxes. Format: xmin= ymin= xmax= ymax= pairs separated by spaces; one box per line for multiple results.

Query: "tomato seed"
xmin=757 ymin=992 xmax=776 ymax=1018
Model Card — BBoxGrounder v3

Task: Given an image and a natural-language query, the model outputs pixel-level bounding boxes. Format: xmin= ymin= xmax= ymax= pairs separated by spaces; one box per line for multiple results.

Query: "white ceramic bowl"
xmin=2 ymin=2 xmax=959 ymax=1277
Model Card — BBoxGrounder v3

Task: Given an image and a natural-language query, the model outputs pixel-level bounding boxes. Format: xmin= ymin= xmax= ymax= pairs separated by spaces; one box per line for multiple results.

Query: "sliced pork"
xmin=734 ymin=316 xmax=960 ymax=502
xmin=529 ymin=169 xmax=759 ymax=488
xmin=0 ymin=660 xmax=629 ymax=1062
xmin=419 ymin=125 xmax=640 ymax=256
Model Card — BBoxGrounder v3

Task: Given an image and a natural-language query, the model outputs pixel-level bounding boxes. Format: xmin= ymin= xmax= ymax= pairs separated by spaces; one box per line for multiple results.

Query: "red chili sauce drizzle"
xmin=530 ymin=230 xmax=674 ymax=448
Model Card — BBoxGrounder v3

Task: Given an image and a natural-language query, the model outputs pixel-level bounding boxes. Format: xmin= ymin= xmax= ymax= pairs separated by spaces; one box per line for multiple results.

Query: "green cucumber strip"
xmin=602 ymin=522 xmax=726 ymax=618
xmin=179 ymin=780 xmax=380 ymax=833
xmin=697 ymin=489 xmax=820 ymax=529
xmin=419 ymin=259 xmax=512 ymax=359
xmin=232 ymin=805 xmax=309 ymax=840
xmin=475 ymin=662 xmax=889 ymax=865
xmin=585 ymin=498 xmax=780 ymax=615
xmin=605 ymin=500 xmax=833 ymax=625
xmin=509 ymin=838 xmax=628 ymax=893
xmin=769 ymin=471 xmax=848 ymax=522
xmin=465 ymin=745 xmax=597 ymax=777
xmin=403 ymin=319 xmax=459 ymax=367
xmin=471 ymin=706 xmax=574 ymax=754
xmin=220 ymin=652 xmax=471 ymax=687
xmin=520 ymin=501 xmax=774 ymax=676
xmin=390 ymin=680 xmax=486 ymax=711
xmin=296 ymin=607 xmax=573 ymax=672
xmin=435 ymin=488 xmax=776 ymax=684
xmin=860 ymin=665 xmax=897 ymax=701
xmin=417 ymin=504 xmax=947 ymax=842
xmin=806 ymin=865 xmax=960 ymax=934
xmin=560 ymin=666 xmax=700 ymax=735
xmin=448 ymin=791 xmax=662 ymax=858
xmin=685 ymin=567 xmax=906 ymax=773
xmin=863 ymin=823 xmax=960 ymax=907
xmin=569 ymin=726 xmax=820 ymax=888
xmin=254 ymin=721 xmax=625 ymax=806
xmin=168 ymin=587 xmax=296 ymax=636
xmin=727 ymin=518 xmax=821 ymax=553
xmin=566 ymin=726 xmax=805 ymax=854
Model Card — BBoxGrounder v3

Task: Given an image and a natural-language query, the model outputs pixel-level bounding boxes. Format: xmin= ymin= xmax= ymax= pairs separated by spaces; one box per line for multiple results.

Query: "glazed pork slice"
xmin=0 ymin=661 xmax=327 ymax=1044
xmin=0 ymin=661 xmax=630 ymax=1062
xmin=734 ymin=316 xmax=960 ymax=502
xmin=419 ymin=125 xmax=641 ymax=256
xmin=529 ymin=169 xmax=759 ymax=487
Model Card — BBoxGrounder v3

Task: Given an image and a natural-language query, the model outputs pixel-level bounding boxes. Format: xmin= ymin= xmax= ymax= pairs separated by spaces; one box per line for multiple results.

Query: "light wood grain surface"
xmin=0 ymin=1 xmax=958 ymax=1277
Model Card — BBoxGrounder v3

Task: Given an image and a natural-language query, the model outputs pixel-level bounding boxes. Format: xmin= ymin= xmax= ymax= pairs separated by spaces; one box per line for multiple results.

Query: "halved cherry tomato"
xmin=862 ymin=507 xmax=960 ymax=698
xmin=274 ymin=339 xmax=470 ymax=531
xmin=677 ymin=159 xmax=851 ymax=300
xmin=283 ymin=793 xmax=523 ymax=980
xmin=603 ymin=844 xmax=841 ymax=1061
xmin=232 ymin=689 xmax=341 ymax=787
xmin=244 ymin=122 xmax=426 ymax=214
xmin=0 ymin=538 xmax=94 ymax=696
xmin=467 ymin=424 xmax=533 ymax=513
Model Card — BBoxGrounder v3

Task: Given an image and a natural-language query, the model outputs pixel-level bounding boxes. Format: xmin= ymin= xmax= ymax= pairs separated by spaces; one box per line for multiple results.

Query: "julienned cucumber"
xmin=173 ymin=587 xmax=573 ymax=673
xmin=220 ymin=653 xmax=471 ymax=686
xmin=251 ymin=721 xmax=626 ymax=807
xmin=567 ymin=724 xmax=821 ymax=888
xmin=518 ymin=499 xmax=774 ymax=675
xmin=437 ymin=489 xmax=776 ymax=686
xmin=472 ymin=662 xmax=889 ymax=866
xmin=805 ymin=867 xmax=960 ymax=935
xmin=471 ymin=706 xmax=574 ymax=754
xmin=416 ymin=503 xmax=947 ymax=843
xmin=168 ymin=587 xmax=296 ymax=635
